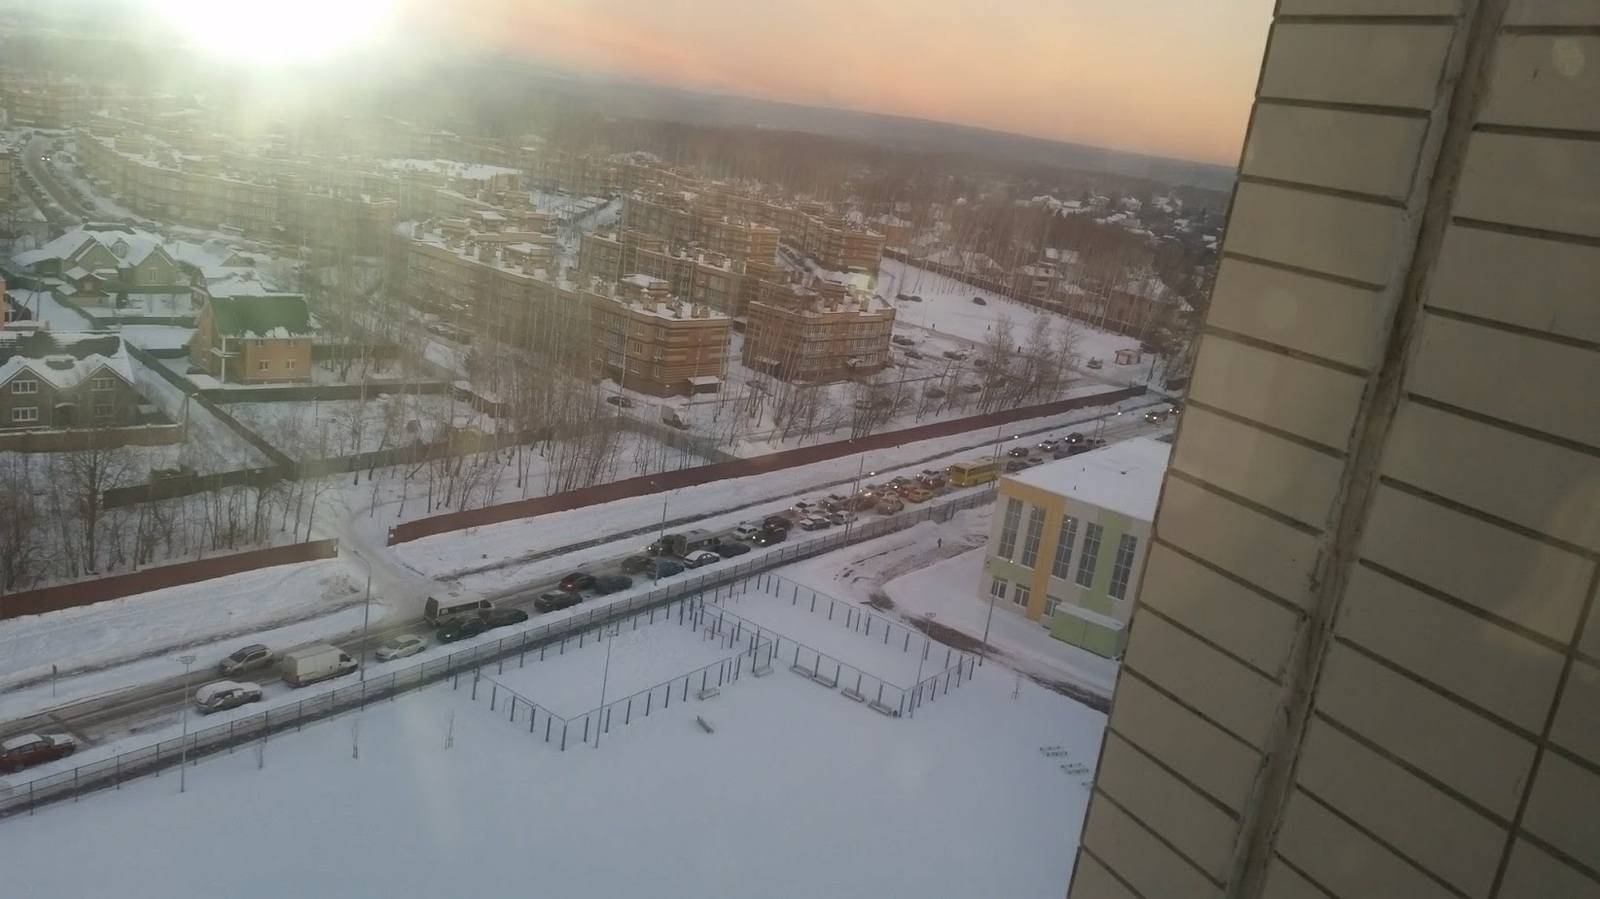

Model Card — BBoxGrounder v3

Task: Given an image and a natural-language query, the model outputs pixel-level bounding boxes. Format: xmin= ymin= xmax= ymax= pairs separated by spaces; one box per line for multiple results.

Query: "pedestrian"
xmin=937 ymin=537 xmax=943 ymax=549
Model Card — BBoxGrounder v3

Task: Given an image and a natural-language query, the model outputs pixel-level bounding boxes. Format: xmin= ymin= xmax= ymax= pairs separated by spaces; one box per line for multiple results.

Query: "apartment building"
xmin=741 ymin=280 xmax=895 ymax=382
xmin=625 ymin=187 xmax=882 ymax=277
xmin=191 ymin=293 xmax=314 ymax=383
xmin=578 ymin=230 xmax=751 ymax=314
xmin=395 ymin=218 xmax=561 ymax=337
xmin=0 ymin=76 xmax=92 ymax=128
xmin=982 ymin=438 xmax=1168 ymax=658
xmin=1071 ymin=6 xmax=1600 ymax=899
xmin=0 ymin=333 xmax=147 ymax=429
xmin=0 ymin=146 xmax=11 ymax=199
xmin=585 ymin=275 xmax=730 ymax=397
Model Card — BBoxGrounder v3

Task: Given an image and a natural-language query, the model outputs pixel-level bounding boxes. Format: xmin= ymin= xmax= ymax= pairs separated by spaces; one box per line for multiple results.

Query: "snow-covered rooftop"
xmin=1005 ymin=436 xmax=1171 ymax=521
xmin=13 ymin=224 xmax=168 ymax=271
xmin=381 ymin=158 xmax=522 ymax=182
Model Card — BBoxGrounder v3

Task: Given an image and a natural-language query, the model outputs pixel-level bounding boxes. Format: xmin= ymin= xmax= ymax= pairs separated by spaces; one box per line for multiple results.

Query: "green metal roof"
xmin=206 ymin=294 xmax=313 ymax=339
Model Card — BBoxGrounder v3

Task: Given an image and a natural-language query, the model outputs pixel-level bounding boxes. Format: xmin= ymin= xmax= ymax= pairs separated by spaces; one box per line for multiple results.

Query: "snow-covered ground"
xmin=5 ymin=288 xmax=94 ymax=330
xmin=118 ymin=324 xmax=194 ymax=351
xmin=229 ymin=395 xmax=501 ymax=458
xmin=0 ymin=541 xmax=1106 ymax=899
xmin=0 ymin=559 xmax=362 ymax=697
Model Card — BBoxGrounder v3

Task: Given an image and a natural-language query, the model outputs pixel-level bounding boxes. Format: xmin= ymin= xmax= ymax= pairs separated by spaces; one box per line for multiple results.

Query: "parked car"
xmin=1005 ymin=459 xmax=1029 ymax=473
xmin=594 ymin=574 xmax=634 ymax=594
xmin=827 ymin=510 xmax=857 ymax=526
xmin=1144 ymin=407 xmax=1173 ymax=423
xmin=762 ymin=515 xmax=793 ymax=532
xmin=887 ymin=476 xmax=915 ymax=489
xmin=375 ymin=634 xmax=427 ymax=661
xmin=904 ymin=349 xmax=923 ymax=360
xmin=918 ymin=473 xmax=947 ymax=490
xmin=1007 ymin=446 xmax=1031 ymax=458
xmin=534 ymin=590 xmax=583 ymax=613
xmin=438 ymin=615 xmax=490 ymax=643
xmin=0 ymin=733 xmax=78 ymax=772
xmin=876 ymin=496 xmax=905 ymax=514
xmin=923 ymin=386 xmax=945 ymax=398
xmin=961 ymin=383 xmax=983 ymax=394
xmin=715 ymin=541 xmax=751 ymax=559
xmin=620 ymin=555 xmax=652 ymax=574
xmin=792 ymin=500 xmax=816 ymax=516
xmin=1037 ymin=439 xmax=1060 ymax=453
xmin=892 ymin=335 xmax=916 ymax=346
xmin=942 ymin=350 xmax=967 ymax=361
xmin=681 ymin=550 xmax=722 ymax=569
xmin=971 ymin=296 xmax=987 ymax=305
xmin=643 ymin=557 xmax=685 ymax=579
xmin=1087 ymin=358 xmax=1104 ymax=369
xmin=194 ymin=680 xmax=263 ymax=715
xmin=824 ymin=493 xmax=852 ymax=508
xmin=481 ymin=607 xmax=530 ymax=629
xmin=904 ymin=488 xmax=934 ymax=503
xmin=219 ymin=643 xmax=275 ymax=676
xmin=907 ymin=294 xmax=923 ymax=302
xmin=1064 ymin=432 xmax=1086 ymax=445
xmin=559 ymin=572 xmax=597 ymax=592
xmin=796 ymin=516 xmax=831 ymax=531
xmin=973 ymin=357 xmax=990 ymax=369
xmin=604 ymin=395 xmax=635 ymax=408
xmin=753 ymin=528 xmax=788 ymax=547
xmin=732 ymin=522 xmax=765 ymax=541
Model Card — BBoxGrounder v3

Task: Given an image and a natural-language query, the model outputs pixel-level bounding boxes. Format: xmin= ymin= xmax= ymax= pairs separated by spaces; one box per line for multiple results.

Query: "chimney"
xmin=478 ymin=244 xmax=491 ymax=262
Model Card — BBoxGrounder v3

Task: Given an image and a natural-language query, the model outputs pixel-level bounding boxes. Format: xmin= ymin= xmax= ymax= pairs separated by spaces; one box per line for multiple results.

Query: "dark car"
xmin=924 ymin=386 xmax=946 ymax=399
xmin=534 ymin=590 xmax=583 ymax=613
xmin=1007 ymin=446 xmax=1030 ymax=458
xmin=918 ymin=473 xmax=947 ymax=490
xmin=594 ymin=574 xmax=634 ymax=594
xmin=1005 ymin=459 xmax=1029 ymax=473
xmin=753 ymin=528 xmax=788 ymax=547
xmin=961 ymin=383 xmax=983 ymax=394
xmin=481 ymin=607 xmax=530 ymax=630
xmin=559 ymin=572 xmax=597 ymax=592
xmin=438 ymin=615 xmax=490 ymax=643
xmin=892 ymin=335 xmax=915 ymax=346
xmin=715 ymin=541 xmax=751 ymax=558
xmin=1064 ymin=432 xmax=1086 ymax=445
xmin=762 ymin=515 xmax=793 ymax=532
xmin=972 ymin=296 xmax=987 ymax=305
xmin=643 ymin=557 xmax=684 ymax=579
xmin=1037 ymin=439 xmax=1060 ymax=453
xmin=1144 ymin=407 xmax=1173 ymax=423
xmin=0 ymin=733 xmax=78 ymax=772
xmin=605 ymin=395 xmax=635 ymax=408
xmin=620 ymin=555 xmax=652 ymax=574
xmin=1066 ymin=443 xmax=1094 ymax=457
xmin=904 ymin=349 xmax=923 ymax=360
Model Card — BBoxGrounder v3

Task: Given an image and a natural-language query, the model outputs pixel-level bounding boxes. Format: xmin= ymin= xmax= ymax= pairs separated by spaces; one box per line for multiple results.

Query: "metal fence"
xmin=0 ymin=486 xmax=996 ymax=819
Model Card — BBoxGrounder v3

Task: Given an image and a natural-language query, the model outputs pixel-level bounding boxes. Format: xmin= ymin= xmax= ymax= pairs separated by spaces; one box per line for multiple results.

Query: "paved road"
xmin=24 ymin=135 xmax=93 ymax=224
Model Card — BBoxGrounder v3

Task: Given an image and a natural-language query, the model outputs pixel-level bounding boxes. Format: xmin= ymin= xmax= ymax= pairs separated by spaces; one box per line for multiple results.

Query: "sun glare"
xmin=145 ymin=0 xmax=401 ymax=66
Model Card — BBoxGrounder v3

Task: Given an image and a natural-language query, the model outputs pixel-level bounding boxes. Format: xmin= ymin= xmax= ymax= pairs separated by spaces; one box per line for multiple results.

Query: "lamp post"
xmin=914 ymin=612 xmax=936 ymax=688
xmin=177 ymin=653 xmax=196 ymax=793
xmin=847 ymin=456 xmax=866 ymax=537
xmin=653 ymin=483 xmax=669 ymax=586
xmin=595 ymin=624 xmax=614 ymax=749
xmin=351 ymin=550 xmax=373 ymax=681
xmin=981 ymin=581 xmax=998 ymax=666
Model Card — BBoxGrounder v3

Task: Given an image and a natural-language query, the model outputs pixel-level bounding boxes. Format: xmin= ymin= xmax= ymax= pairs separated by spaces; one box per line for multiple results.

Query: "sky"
xmin=123 ymin=0 xmax=1275 ymax=166
xmin=402 ymin=0 xmax=1276 ymax=166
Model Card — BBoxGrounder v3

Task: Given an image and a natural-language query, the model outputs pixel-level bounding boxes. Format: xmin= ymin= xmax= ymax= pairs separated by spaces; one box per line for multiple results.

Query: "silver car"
xmin=219 ymin=644 xmax=274 ymax=676
xmin=375 ymin=634 xmax=426 ymax=662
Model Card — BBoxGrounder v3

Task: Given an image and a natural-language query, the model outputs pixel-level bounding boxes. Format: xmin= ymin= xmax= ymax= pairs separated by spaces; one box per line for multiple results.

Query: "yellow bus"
xmin=947 ymin=459 xmax=1001 ymax=487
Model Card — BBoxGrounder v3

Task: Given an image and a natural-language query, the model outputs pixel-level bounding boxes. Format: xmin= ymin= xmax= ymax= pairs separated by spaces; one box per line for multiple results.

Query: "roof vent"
xmin=44 ymin=355 xmax=75 ymax=370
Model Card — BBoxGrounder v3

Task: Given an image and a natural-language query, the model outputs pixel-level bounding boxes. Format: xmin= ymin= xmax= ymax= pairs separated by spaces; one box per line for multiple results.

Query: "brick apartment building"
xmin=585 ymin=275 xmax=730 ymax=397
xmin=395 ymin=217 xmax=562 ymax=337
xmin=741 ymin=279 xmax=895 ymax=382
xmin=578 ymin=230 xmax=758 ymax=315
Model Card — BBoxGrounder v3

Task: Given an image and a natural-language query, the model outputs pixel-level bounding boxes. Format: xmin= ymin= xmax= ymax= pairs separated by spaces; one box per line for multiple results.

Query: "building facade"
xmin=585 ymin=276 xmax=731 ymax=397
xmin=1071 ymin=6 xmax=1600 ymax=899
xmin=0 ymin=335 xmax=146 ymax=430
xmin=981 ymin=438 xmax=1168 ymax=658
xmin=191 ymin=294 xmax=314 ymax=383
xmin=741 ymin=283 xmax=895 ymax=382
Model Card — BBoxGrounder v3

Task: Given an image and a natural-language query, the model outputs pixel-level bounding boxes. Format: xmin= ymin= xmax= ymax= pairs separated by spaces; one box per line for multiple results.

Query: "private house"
xmin=191 ymin=292 xmax=314 ymax=383
xmin=0 ymin=333 xmax=152 ymax=431
xmin=980 ymin=437 xmax=1170 ymax=658
xmin=11 ymin=223 xmax=183 ymax=292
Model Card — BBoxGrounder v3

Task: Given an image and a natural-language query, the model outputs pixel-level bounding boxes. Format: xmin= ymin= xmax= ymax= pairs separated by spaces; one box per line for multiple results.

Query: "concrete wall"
xmin=1071 ymin=4 xmax=1600 ymax=898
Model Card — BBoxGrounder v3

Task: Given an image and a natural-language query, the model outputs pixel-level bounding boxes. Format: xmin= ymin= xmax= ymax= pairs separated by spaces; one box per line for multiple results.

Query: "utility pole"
xmin=353 ymin=550 xmax=373 ymax=682
xmin=595 ymin=625 xmax=614 ymax=749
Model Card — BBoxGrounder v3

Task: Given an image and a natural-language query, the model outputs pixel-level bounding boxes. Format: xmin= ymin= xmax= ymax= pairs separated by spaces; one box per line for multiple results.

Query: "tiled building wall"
xmin=1071 ymin=2 xmax=1600 ymax=898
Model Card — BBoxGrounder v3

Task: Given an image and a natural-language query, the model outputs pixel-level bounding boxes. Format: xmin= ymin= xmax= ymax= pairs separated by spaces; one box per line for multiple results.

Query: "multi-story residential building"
xmin=0 ymin=75 xmax=92 ymax=128
xmin=191 ymin=293 xmax=314 ymax=383
xmin=624 ymin=188 xmax=882 ymax=278
xmin=0 ymin=333 xmax=148 ymax=429
xmin=981 ymin=437 xmax=1168 ymax=658
xmin=578 ymin=230 xmax=753 ymax=315
xmin=0 ymin=145 xmax=11 ymax=199
xmin=585 ymin=275 xmax=730 ymax=397
xmin=395 ymin=218 xmax=562 ymax=337
xmin=1070 ymin=6 xmax=1600 ymax=899
xmin=741 ymin=280 xmax=895 ymax=382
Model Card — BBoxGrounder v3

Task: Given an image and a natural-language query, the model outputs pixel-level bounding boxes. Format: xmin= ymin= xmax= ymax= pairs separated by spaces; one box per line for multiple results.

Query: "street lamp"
xmin=652 ymin=483 xmax=670 ymax=586
xmin=595 ymin=624 xmax=615 ymax=749
xmin=981 ymin=582 xmax=998 ymax=666
xmin=350 ymin=550 xmax=373 ymax=682
xmin=177 ymin=653 xmax=196 ymax=794
xmin=914 ymin=612 xmax=936 ymax=688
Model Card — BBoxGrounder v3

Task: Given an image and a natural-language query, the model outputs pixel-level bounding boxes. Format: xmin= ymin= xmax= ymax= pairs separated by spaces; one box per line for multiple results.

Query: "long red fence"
xmin=387 ymin=385 xmax=1147 ymax=545
xmin=0 ymin=540 xmax=341 ymax=620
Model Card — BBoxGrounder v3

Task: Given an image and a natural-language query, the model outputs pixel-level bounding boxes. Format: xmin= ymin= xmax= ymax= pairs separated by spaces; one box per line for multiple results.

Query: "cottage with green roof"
xmin=191 ymin=292 xmax=314 ymax=383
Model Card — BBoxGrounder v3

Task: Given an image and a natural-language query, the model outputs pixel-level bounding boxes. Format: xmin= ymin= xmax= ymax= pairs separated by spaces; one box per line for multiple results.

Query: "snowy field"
xmin=229 ymin=395 xmax=501 ymax=457
xmin=0 ymin=543 xmax=1107 ymax=899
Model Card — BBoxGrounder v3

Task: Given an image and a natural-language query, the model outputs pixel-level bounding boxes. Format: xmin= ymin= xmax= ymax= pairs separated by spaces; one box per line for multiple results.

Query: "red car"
xmin=0 ymin=732 xmax=78 ymax=772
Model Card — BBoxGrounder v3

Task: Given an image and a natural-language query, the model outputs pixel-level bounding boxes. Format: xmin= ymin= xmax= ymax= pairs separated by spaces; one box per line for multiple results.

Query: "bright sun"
xmin=145 ymin=0 xmax=402 ymax=66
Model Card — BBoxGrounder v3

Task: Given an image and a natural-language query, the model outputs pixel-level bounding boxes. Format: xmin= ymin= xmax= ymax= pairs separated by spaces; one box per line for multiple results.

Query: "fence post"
xmin=530 ymin=705 xmax=537 ymax=733
xmin=626 ymin=698 xmax=632 ymax=726
xmin=561 ymin=723 xmax=568 ymax=751
xmin=583 ymin=717 xmax=590 ymax=743
xmin=472 ymin=671 xmax=479 ymax=700
xmin=829 ymin=600 xmax=835 ymax=621
xmin=491 ymin=685 xmax=497 ymax=711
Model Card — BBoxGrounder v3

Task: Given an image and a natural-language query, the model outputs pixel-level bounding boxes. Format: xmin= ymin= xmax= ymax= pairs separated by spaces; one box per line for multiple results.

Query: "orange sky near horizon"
xmin=402 ymin=0 xmax=1275 ymax=166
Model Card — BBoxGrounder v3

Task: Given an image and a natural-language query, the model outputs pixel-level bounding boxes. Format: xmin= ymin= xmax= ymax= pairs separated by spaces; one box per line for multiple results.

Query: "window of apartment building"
xmin=989 ymin=577 xmax=1008 ymax=602
xmin=285 ymin=359 xmax=298 ymax=370
xmin=1043 ymin=595 xmax=1062 ymax=618
xmin=11 ymin=407 xmax=38 ymax=423
xmin=253 ymin=339 xmax=265 ymax=347
xmin=1076 ymin=522 xmax=1103 ymax=588
xmin=91 ymin=377 xmax=115 ymax=392
xmin=92 ymin=404 xmax=113 ymax=419
xmin=996 ymin=498 xmax=1022 ymax=559
xmin=10 ymin=379 xmax=38 ymax=395
xmin=1052 ymin=516 xmax=1079 ymax=579
xmin=1012 ymin=583 xmax=1031 ymax=609
xmin=258 ymin=360 xmax=271 ymax=372
xmin=1019 ymin=505 xmax=1046 ymax=568
xmin=285 ymin=340 xmax=297 ymax=348
xmin=1108 ymin=534 xmax=1139 ymax=600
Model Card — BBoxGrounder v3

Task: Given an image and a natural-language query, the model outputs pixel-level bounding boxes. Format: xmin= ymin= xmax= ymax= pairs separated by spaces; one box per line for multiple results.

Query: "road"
xmin=24 ymin=135 xmax=93 ymax=225
xmin=0 ymin=409 xmax=1171 ymax=757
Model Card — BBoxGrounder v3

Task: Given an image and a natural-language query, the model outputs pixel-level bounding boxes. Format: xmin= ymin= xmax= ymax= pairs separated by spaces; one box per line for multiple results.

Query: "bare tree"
xmin=49 ymin=435 xmax=135 ymax=574
xmin=0 ymin=456 xmax=49 ymax=591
